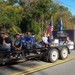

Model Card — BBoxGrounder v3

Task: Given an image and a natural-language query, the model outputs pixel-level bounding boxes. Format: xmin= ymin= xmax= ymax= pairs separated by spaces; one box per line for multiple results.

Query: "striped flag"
xmin=47 ymin=18 xmax=53 ymax=35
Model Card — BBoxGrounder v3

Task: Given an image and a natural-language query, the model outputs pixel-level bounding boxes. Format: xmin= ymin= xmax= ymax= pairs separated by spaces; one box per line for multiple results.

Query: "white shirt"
xmin=67 ymin=40 xmax=74 ymax=49
xmin=63 ymin=40 xmax=74 ymax=50
xmin=42 ymin=36 xmax=48 ymax=43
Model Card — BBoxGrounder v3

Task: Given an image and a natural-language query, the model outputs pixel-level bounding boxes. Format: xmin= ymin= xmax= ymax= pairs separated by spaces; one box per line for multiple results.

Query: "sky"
xmin=59 ymin=0 xmax=75 ymax=16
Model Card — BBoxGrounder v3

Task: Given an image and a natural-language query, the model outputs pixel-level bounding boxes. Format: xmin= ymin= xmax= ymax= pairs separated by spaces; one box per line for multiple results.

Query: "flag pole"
xmin=51 ymin=16 xmax=53 ymax=36
xmin=47 ymin=16 xmax=53 ymax=37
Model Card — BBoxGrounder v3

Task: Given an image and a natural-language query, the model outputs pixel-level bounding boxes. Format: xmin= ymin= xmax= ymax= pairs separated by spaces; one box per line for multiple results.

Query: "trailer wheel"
xmin=60 ymin=47 xmax=68 ymax=60
xmin=48 ymin=48 xmax=59 ymax=63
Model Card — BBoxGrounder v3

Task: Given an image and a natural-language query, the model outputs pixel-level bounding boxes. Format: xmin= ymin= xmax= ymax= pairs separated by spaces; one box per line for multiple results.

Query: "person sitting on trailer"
xmin=20 ymin=33 xmax=26 ymax=49
xmin=25 ymin=32 xmax=32 ymax=49
xmin=0 ymin=31 xmax=10 ymax=52
xmin=12 ymin=33 xmax=23 ymax=58
xmin=64 ymin=35 xmax=74 ymax=49
xmin=31 ymin=33 xmax=38 ymax=48
xmin=42 ymin=32 xmax=49 ymax=47
xmin=24 ymin=32 xmax=33 ymax=55
xmin=48 ymin=35 xmax=54 ymax=44
xmin=20 ymin=33 xmax=28 ymax=56
xmin=4 ymin=33 xmax=12 ymax=52
xmin=12 ymin=33 xmax=22 ymax=51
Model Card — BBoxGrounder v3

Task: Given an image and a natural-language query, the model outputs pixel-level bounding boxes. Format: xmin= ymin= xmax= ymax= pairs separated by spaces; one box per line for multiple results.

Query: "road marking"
xmin=11 ymin=56 xmax=75 ymax=75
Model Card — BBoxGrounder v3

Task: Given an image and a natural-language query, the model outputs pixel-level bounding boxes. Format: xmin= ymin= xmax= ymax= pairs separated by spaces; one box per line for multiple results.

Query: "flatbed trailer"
xmin=0 ymin=45 xmax=70 ymax=65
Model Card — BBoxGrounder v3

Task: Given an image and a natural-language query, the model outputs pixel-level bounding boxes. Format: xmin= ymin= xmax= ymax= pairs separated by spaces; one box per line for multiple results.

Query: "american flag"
xmin=47 ymin=19 xmax=53 ymax=35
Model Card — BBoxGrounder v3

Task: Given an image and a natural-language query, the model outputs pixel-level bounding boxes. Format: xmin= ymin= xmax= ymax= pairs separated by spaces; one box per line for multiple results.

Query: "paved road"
xmin=30 ymin=60 xmax=75 ymax=75
xmin=0 ymin=50 xmax=75 ymax=75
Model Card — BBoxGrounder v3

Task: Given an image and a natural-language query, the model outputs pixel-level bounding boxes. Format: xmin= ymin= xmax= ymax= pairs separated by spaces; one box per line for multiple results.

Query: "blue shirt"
xmin=20 ymin=37 xmax=26 ymax=45
xmin=25 ymin=36 xmax=32 ymax=43
xmin=48 ymin=37 xmax=54 ymax=43
xmin=31 ymin=37 xmax=36 ymax=43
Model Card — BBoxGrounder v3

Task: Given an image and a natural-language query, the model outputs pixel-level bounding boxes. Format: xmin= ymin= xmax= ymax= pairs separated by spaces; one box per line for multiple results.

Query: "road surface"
xmin=30 ymin=60 xmax=75 ymax=75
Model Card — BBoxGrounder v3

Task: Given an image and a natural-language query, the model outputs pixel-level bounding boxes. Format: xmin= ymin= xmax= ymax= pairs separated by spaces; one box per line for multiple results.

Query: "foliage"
xmin=0 ymin=0 xmax=75 ymax=36
xmin=20 ymin=0 xmax=54 ymax=34
xmin=0 ymin=2 xmax=23 ymax=34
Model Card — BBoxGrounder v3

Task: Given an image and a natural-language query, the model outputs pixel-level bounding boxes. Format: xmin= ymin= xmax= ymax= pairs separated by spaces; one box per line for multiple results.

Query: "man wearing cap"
xmin=12 ymin=33 xmax=22 ymax=51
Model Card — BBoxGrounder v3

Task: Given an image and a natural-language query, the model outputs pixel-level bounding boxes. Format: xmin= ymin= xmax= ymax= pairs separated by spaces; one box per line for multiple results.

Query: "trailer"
xmin=0 ymin=31 xmax=74 ymax=65
xmin=0 ymin=44 xmax=71 ymax=65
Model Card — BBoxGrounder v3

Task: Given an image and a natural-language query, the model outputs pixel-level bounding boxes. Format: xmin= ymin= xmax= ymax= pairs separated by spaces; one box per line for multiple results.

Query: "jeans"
xmin=32 ymin=42 xmax=38 ymax=48
xmin=0 ymin=45 xmax=10 ymax=52
xmin=26 ymin=43 xmax=31 ymax=49
xmin=24 ymin=43 xmax=31 ymax=55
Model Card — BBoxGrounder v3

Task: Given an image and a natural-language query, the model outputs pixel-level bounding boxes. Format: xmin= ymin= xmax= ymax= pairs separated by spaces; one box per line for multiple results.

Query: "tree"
xmin=0 ymin=0 xmax=74 ymax=36
xmin=20 ymin=0 xmax=54 ymax=34
xmin=7 ymin=0 xmax=18 ymax=5
xmin=53 ymin=5 xmax=73 ymax=30
xmin=0 ymin=2 xmax=23 ymax=34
